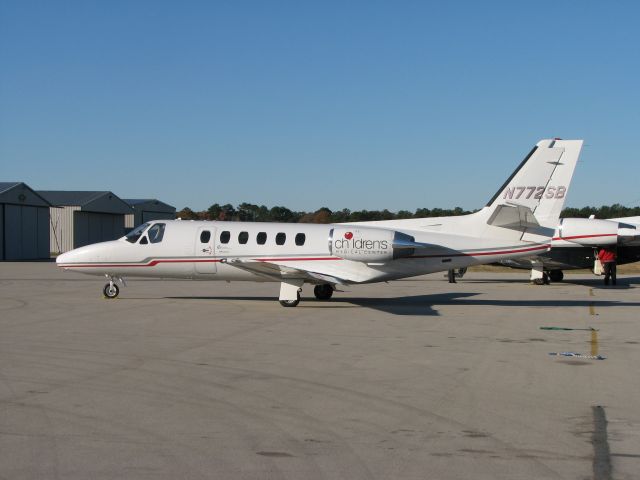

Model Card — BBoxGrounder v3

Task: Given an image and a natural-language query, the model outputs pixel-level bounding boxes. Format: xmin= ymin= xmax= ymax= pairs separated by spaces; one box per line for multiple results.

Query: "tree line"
xmin=176 ymin=203 xmax=640 ymax=223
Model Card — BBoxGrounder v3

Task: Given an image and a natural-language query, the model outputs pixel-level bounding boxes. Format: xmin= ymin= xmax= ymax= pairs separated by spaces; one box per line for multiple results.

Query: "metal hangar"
xmin=38 ymin=191 xmax=133 ymax=254
xmin=124 ymin=198 xmax=176 ymax=229
xmin=0 ymin=182 xmax=51 ymax=260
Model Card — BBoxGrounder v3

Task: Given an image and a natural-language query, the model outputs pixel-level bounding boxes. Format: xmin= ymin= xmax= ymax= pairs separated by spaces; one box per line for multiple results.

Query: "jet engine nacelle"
xmin=329 ymin=227 xmax=416 ymax=262
xmin=558 ymin=218 xmax=633 ymax=246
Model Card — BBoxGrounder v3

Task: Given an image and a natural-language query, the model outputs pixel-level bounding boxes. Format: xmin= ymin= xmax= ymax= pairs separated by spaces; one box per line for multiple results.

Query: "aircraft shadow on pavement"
xmin=463 ymin=276 xmax=640 ymax=289
xmin=556 ymin=276 xmax=640 ymax=289
xmin=166 ymin=292 xmax=640 ymax=316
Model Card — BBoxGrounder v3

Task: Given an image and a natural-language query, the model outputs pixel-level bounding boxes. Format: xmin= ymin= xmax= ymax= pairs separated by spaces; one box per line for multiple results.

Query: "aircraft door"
xmin=195 ymin=227 xmax=217 ymax=273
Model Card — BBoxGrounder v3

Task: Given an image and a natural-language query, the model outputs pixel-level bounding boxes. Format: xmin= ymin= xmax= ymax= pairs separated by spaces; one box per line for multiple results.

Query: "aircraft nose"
xmin=56 ymin=250 xmax=78 ymax=269
xmin=56 ymin=242 xmax=107 ymax=269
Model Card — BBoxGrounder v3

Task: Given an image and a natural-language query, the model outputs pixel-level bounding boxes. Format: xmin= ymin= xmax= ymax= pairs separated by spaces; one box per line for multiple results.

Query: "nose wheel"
xmin=103 ymin=282 xmax=120 ymax=299
xmin=103 ymin=276 xmax=125 ymax=299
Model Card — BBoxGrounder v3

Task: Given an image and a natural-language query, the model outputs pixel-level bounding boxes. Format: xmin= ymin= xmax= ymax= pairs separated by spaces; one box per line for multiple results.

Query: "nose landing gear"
xmin=103 ymin=282 xmax=119 ymax=298
xmin=103 ymin=276 xmax=126 ymax=299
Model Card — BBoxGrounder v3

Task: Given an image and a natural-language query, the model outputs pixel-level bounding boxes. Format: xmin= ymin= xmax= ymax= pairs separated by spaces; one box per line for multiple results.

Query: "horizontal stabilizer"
xmin=487 ymin=204 xmax=540 ymax=230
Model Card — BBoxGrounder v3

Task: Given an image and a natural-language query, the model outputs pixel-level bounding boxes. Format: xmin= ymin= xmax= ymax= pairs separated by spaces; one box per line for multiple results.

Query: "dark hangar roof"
xmin=123 ymin=198 xmax=176 ymax=212
xmin=38 ymin=190 xmax=133 ymax=214
xmin=0 ymin=182 xmax=51 ymax=206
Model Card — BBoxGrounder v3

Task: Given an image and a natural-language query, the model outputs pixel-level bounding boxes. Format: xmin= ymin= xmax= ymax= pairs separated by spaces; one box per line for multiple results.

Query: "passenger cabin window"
xmin=220 ymin=231 xmax=230 ymax=244
xmin=238 ymin=231 xmax=249 ymax=244
xmin=276 ymin=232 xmax=286 ymax=245
xmin=200 ymin=230 xmax=211 ymax=243
xmin=257 ymin=232 xmax=267 ymax=245
xmin=125 ymin=223 xmax=150 ymax=243
xmin=295 ymin=233 xmax=306 ymax=246
xmin=148 ymin=224 xmax=166 ymax=244
xmin=140 ymin=236 xmax=148 ymax=244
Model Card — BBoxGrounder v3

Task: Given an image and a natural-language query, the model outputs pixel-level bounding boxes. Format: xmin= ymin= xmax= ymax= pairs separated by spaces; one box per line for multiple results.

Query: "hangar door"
xmin=74 ymin=212 xmax=125 ymax=248
xmin=3 ymin=205 xmax=49 ymax=260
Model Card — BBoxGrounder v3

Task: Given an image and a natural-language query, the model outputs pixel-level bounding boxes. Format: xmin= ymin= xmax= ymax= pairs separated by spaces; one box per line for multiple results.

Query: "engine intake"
xmin=329 ymin=227 xmax=416 ymax=262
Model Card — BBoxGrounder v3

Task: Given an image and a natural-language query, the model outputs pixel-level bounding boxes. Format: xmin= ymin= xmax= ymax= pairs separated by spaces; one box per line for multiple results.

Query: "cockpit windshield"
xmin=147 ymin=223 xmax=166 ymax=243
xmin=125 ymin=223 xmax=150 ymax=243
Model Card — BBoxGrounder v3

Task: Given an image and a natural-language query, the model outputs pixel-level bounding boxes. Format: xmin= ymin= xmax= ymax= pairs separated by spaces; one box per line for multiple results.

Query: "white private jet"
xmin=57 ymin=139 xmax=583 ymax=306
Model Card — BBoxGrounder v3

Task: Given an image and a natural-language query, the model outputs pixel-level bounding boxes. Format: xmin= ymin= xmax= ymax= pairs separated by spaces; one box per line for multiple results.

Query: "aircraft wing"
xmin=222 ymin=258 xmax=351 ymax=285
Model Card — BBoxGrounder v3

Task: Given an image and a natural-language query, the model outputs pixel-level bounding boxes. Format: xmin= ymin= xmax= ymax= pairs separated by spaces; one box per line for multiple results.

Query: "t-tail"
xmin=478 ymin=139 xmax=583 ymax=240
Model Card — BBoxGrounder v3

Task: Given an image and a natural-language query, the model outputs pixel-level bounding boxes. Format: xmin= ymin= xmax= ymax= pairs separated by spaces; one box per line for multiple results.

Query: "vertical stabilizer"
xmin=486 ymin=139 xmax=583 ymax=229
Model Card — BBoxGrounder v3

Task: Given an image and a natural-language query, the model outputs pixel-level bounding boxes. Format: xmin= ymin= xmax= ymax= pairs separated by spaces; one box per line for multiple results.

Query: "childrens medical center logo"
xmin=334 ymin=231 xmax=389 ymax=253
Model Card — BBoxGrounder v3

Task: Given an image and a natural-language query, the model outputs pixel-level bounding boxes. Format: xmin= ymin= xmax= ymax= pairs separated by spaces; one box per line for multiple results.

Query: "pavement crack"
xmin=592 ymin=405 xmax=612 ymax=480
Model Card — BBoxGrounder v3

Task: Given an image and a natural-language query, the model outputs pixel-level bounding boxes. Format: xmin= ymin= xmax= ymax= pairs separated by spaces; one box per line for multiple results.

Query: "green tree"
xmin=270 ymin=206 xmax=296 ymax=222
xmin=207 ymin=203 xmax=223 ymax=220
xmin=219 ymin=204 xmax=236 ymax=221
xmin=176 ymin=207 xmax=199 ymax=220
xmin=237 ymin=203 xmax=260 ymax=221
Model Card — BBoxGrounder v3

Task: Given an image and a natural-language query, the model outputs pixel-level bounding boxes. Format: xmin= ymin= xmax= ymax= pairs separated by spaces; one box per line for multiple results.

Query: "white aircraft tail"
xmin=482 ymin=139 xmax=583 ymax=235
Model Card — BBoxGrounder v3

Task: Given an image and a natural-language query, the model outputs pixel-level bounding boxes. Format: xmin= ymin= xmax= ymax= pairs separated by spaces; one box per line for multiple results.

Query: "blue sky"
xmin=1 ymin=1 xmax=639 ymax=212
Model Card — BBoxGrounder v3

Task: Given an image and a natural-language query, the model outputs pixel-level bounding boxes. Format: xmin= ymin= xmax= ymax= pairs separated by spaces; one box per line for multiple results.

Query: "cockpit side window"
xmin=125 ymin=223 xmax=150 ymax=243
xmin=148 ymin=223 xmax=166 ymax=244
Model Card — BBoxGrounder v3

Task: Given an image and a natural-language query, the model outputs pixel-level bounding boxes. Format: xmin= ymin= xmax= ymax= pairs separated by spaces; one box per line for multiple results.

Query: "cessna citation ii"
xmin=57 ymin=139 xmax=583 ymax=306
xmin=498 ymin=215 xmax=640 ymax=283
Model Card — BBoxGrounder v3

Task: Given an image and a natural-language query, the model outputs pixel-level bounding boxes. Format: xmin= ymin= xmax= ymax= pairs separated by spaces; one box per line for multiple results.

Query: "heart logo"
xmin=344 ymin=232 xmax=353 ymax=240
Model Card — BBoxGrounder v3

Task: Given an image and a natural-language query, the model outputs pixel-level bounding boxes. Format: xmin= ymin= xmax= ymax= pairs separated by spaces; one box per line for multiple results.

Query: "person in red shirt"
xmin=598 ymin=246 xmax=617 ymax=285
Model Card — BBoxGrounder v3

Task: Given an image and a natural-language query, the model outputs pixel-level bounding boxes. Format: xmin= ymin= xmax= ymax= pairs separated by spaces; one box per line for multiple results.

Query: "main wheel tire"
xmin=313 ymin=284 xmax=333 ymax=300
xmin=279 ymin=291 xmax=300 ymax=307
xmin=533 ymin=278 xmax=546 ymax=286
xmin=549 ymin=270 xmax=564 ymax=282
xmin=279 ymin=299 xmax=300 ymax=307
xmin=103 ymin=283 xmax=119 ymax=298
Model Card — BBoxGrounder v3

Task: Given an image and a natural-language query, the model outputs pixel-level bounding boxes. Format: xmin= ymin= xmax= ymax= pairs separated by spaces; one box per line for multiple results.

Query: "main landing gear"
xmin=530 ymin=267 xmax=564 ymax=285
xmin=279 ymin=293 xmax=301 ymax=308
xmin=548 ymin=269 xmax=564 ymax=282
xmin=278 ymin=281 xmax=335 ymax=307
xmin=279 ymin=279 xmax=303 ymax=307
xmin=313 ymin=284 xmax=334 ymax=300
xmin=103 ymin=276 xmax=125 ymax=299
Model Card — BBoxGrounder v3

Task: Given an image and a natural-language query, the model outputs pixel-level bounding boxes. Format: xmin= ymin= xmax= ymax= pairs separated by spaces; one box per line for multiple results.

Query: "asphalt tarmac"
xmin=1 ymin=262 xmax=639 ymax=480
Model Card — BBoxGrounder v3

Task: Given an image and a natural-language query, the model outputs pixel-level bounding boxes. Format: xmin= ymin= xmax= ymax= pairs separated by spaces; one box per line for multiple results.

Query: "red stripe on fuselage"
xmin=257 ymin=257 xmax=343 ymax=262
xmin=410 ymin=244 xmax=550 ymax=259
xmin=57 ymin=258 xmax=223 ymax=268
xmin=552 ymin=233 xmax=617 ymax=241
